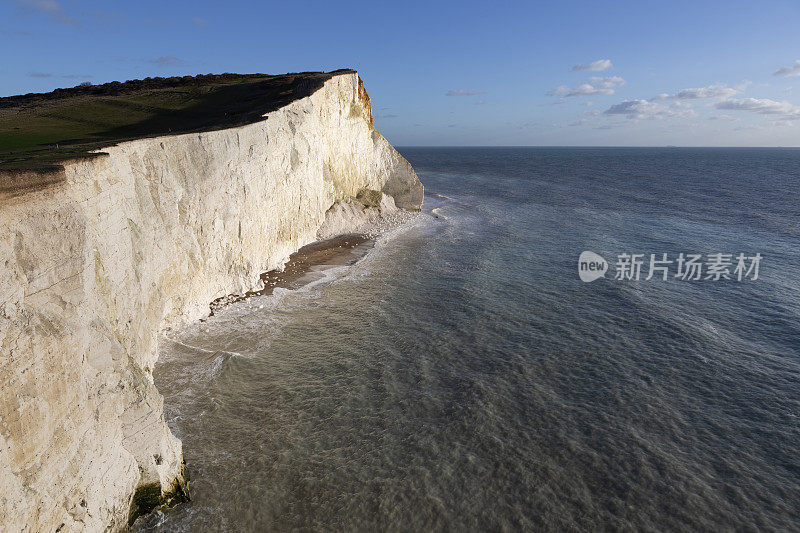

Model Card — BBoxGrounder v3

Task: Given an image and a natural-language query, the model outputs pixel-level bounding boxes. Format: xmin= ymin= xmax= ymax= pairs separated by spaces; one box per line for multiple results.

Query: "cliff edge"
xmin=0 ymin=71 xmax=423 ymax=531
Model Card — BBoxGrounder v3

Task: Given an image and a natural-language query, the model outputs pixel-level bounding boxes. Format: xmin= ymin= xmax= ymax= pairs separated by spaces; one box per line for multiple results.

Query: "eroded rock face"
xmin=356 ymin=188 xmax=383 ymax=207
xmin=0 ymin=72 xmax=422 ymax=531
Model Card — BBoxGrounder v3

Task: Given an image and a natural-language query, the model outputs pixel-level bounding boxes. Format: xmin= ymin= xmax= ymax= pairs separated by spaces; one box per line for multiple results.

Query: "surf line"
xmin=161 ymin=334 xmax=244 ymax=358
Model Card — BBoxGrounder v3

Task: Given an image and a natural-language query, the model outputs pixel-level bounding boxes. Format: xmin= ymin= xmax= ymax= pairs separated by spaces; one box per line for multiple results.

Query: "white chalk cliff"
xmin=0 ymin=72 xmax=422 ymax=531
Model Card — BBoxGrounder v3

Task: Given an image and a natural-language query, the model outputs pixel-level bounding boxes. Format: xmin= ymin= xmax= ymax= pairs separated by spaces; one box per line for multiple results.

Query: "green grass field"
xmin=0 ymin=70 xmax=351 ymax=172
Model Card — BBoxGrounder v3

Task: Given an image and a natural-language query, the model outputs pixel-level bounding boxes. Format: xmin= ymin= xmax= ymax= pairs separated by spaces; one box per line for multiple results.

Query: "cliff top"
xmin=0 ymin=69 xmax=355 ymax=174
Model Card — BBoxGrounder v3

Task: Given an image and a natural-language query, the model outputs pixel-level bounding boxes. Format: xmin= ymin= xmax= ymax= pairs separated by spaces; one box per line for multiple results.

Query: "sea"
xmin=135 ymin=148 xmax=800 ymax=532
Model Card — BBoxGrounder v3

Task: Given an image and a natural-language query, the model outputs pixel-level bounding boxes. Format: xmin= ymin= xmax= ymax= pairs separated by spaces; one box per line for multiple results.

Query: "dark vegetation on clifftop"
xmin=0 ymin=69 xmax=354 ymax=176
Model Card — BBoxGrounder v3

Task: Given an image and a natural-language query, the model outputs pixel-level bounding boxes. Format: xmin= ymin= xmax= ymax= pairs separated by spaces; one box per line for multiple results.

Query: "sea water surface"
xmin=137 ymin=148 xmax=800 ymax=531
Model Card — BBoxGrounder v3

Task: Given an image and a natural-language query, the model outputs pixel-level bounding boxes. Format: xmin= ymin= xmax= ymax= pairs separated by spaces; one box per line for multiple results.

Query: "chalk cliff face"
xmin=0 ymin=72 xmax=422 ymax=531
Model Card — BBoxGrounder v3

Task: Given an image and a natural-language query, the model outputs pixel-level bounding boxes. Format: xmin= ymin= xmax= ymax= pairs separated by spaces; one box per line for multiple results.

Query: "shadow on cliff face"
xmin=0 ymin=69 xmax=355 ymax=177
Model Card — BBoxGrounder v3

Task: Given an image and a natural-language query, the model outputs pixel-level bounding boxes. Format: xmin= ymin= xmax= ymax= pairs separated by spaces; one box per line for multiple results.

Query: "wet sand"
xmin=209 ymin=234 xmax=373 ymax=314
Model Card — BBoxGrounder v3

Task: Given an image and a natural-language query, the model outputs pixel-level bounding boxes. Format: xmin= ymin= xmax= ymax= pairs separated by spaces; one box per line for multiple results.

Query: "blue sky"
xmin=2 ymin=0 xmax=799 ymax=146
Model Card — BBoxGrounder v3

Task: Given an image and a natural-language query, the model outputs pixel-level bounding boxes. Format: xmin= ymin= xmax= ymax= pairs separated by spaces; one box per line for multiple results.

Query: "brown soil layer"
xmin=209 ymin=234 xmax=372 ymax=314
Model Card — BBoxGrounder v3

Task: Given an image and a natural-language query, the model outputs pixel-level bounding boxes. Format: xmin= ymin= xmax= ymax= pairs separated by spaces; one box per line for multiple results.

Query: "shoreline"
xmin=209 ymin=233 xmax=375 ymax=314
xmin=208 ymin=196 xmax=423 ymax=316
xmin=145 ymin=213 xmax=423 ymax=526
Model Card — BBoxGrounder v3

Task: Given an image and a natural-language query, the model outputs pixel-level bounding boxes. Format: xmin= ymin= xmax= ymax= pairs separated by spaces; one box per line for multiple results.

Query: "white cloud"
xmin=548 ymin=76 xmax=625 ymax=97
xmin=572 ymin=59 xmax=613 ymax=72
xmin=595 ymin=122 xmax=626 ymax=130
xmin=191 ymin=17 xmax=208 ymax=28
xmin=604 ymin=99 xmax=695 ymax=120
xmin=445 ymin=89 xmax=485 ymax=96
xmin=602 ymin=83 xmax=748 ymax=123
xmin=604 ymin=100 xmax=664 ymax=119
xmin=716 ymin=97 xmax=800 ymax=117
xmin=774 ymin=60 xmax=800 ymax=77
xmin=707 ymin=114 xmax=739 ymax=122
xmin=14 ymin=0 xmax=76 ymax=25
xmin=649 ymin=84 xmax=739 ymax=101
xmin=147 ymin=55 xmax=186 ymax=67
